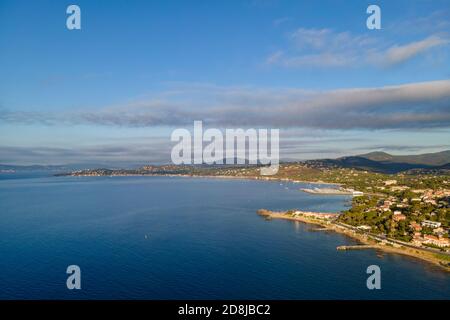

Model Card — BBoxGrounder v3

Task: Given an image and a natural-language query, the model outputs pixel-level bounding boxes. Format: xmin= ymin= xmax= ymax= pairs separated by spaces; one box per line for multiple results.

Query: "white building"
xmin=421 ymin=220 xmax=442 ymax=228
xmin=384 ymin=180 xmax=397 ymax=186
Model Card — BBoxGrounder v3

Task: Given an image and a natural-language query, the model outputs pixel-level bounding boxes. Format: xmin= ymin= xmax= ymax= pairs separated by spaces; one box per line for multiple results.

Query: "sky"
xmin=0 ymin=0 xmax=449 ymax=165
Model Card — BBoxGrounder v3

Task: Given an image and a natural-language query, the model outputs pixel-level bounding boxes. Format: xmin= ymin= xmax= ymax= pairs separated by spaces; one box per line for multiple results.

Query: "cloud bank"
xmin=1 ymin=80 xmax=450 ymax=130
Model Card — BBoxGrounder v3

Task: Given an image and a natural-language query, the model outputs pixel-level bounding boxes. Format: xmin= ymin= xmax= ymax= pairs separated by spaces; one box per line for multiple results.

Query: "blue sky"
xmin=0 ymin=0 xmax=450 ymax=165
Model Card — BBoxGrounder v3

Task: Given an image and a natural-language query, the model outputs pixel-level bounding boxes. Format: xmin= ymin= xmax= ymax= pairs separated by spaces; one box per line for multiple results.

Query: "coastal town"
xmin=338 ymin=181 xmax=450 ymax=250
xmin=58 ymin=160 xmax=450 ymax=268
xmin=256 ymin=207 xmax=450 ymax=269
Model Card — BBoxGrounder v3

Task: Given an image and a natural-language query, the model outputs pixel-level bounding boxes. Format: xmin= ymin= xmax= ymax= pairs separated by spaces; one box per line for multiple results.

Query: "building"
xmin=410 ymin=222 xmax=422 ymax=232
xmin=422 ymin=235 xmax=450 ymax=248
xmin=433 ymin=227 xmax=444 ymax=233
xmin=421 ymin=220 xmax=442 ymax=228
xmin=293 ymin=211 xmax=338 ymax=220
xmin=390 ymin=186 xmax=409 ymax=191
xmin=393 ymin=214 xmax=406 ymax=222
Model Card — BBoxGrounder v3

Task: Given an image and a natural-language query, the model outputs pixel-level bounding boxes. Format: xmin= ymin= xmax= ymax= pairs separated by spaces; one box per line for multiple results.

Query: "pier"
xmin=336 ymin=245 xmax=377 ymax=251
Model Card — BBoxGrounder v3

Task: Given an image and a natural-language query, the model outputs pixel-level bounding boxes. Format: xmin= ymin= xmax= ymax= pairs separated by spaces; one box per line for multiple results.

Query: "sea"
xmin=0 ymin=173 xmax=448 ymax=299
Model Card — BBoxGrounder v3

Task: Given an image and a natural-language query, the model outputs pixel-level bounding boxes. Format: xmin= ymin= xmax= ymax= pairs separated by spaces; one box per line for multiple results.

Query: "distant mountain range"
xmin=0 ymin=164 xmax=67 ymax=171
xmin=0 ymin=163 xmax=140 ymax=171
xmin=2 ymin=150 xmax=450 ymax=174
xmin=358 ymin=150 xmax=450 ymax=166
xmin=313 ymin=150 xmax=450 ymax=174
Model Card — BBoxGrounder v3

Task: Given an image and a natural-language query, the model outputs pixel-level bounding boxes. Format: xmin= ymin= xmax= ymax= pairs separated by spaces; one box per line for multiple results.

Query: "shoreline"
xmin=62 ymin=172 xmax=342 ymax=187
xmin=59 ymin=173 xmax=450 ymax=272
xmin=257 ymin=209 xmax=450 ymax=272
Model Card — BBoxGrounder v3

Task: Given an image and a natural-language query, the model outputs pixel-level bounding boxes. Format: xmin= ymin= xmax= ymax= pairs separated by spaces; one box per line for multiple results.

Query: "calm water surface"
xmin=0 ymin=175 xmax=448 ymax=299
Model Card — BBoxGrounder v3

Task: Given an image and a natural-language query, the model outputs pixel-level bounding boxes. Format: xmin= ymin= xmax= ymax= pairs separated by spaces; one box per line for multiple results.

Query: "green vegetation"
xmin=434 ymin=253 xmax=450 ymax=262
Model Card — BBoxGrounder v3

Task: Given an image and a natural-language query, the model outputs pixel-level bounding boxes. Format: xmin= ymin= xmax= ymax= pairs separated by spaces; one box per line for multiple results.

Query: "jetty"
xmin=310 ymin=227 xmax=329 ymax=231
xmin=336 ymin=245 xmax=377 ymax=251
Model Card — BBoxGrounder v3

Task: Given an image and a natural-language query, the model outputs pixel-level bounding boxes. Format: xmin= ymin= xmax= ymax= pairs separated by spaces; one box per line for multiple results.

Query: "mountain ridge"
xmin=316 ymin=150 xmax=450 ymax=173
xmin=2 ymin=150 xmax=449 ymax=174
xmin=356 ymin=150 xmax=450 ymax=166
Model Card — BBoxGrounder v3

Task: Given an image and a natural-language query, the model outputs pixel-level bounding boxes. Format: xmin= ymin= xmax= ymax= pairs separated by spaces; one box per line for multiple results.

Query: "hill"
xmin=314 ymin=150 xmax=450 ymax=174
xmin=359 ymin=150 xmax=450 ymax=166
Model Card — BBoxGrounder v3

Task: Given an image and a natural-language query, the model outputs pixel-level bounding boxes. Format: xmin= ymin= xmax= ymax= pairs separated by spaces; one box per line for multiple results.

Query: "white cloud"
xmin=267 ymin=26 xmax=449 ymax=68
xmin=273 ymin=17 xmax=291 ymax=27
xmin=274 ymin=52 xmax=356 ymax=67
xmin=266 ymin=50 xmax=284 ymax=64
xmin=383 ymin=35 xmax=449 ymax=65
xmin=266 ymin=28 xmax=375 ymax=67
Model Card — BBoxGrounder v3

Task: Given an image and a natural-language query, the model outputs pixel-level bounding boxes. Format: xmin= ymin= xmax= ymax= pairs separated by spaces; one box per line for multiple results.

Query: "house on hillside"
xmin=421 ymin=220 xmax=442 ymax=228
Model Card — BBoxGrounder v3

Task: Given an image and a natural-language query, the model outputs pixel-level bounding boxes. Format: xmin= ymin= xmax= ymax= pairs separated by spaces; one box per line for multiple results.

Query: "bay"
xmin=0 ymin=176 xmax=448 ymax=299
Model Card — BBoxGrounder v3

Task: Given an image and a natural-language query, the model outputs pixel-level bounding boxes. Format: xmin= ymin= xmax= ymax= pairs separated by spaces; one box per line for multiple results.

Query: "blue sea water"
xmin=0 ymin=175 xmax=448 ymax=299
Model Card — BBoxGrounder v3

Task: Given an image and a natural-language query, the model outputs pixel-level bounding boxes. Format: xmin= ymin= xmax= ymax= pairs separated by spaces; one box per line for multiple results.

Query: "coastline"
xmin=63 ymin=172 xmax=342 ymax=187
xmin=189 ymin=175 xmax=450 ymax=272
xmin=257 ymin=209 xmax=450 ymax=272
xmin=59 ymin=172 xmax=450 ymax=272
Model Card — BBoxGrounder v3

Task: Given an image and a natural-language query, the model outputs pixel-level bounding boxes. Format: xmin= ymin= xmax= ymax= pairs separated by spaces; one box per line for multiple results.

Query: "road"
xmin=333 ymin=221 xmax=450 ymax=257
